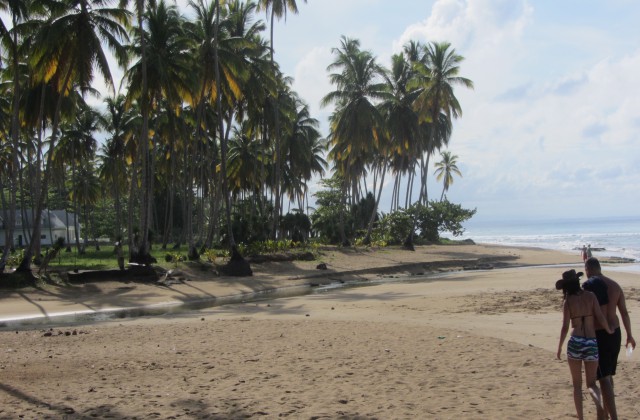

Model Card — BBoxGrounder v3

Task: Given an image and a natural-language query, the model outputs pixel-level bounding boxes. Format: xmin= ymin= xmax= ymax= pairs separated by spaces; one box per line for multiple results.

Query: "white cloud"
xmin=40 ymin=0 xmax=640 ymax=221
xmin=395 ymin=0 xmax=533 ymax=52
xmin=383 ymin=1 xmax=640 ymax=220
xmin=292 ymin=46 xmax=333 ymax=132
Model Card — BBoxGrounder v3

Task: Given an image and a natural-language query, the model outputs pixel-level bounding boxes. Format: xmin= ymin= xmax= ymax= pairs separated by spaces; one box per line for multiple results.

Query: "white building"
xmin=0 ymin=210 xmax=80 ymax=247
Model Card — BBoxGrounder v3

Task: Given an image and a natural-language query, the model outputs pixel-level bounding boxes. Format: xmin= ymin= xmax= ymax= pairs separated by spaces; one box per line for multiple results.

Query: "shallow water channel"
xmin=1 ymin=262 xmax=587 ymax=331
xmin=0 ymin=270 xmax=461 ymax=331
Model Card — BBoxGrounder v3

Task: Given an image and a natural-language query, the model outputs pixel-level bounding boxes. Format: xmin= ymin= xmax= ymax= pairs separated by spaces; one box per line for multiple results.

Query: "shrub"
xmin=6 ymin=249 xmax=25 ymax=268
xmin=372 ymin=210 xmax=413 ymax=245
xmin=164 ymin=252 xmax=185 ymax=266
xmin=412 ymin=200 xmax=477 ymax=242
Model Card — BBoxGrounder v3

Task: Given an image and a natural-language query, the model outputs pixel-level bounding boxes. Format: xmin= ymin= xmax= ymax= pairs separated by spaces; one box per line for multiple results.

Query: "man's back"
xmin=600 ymin=275 xmax=622 ymax=330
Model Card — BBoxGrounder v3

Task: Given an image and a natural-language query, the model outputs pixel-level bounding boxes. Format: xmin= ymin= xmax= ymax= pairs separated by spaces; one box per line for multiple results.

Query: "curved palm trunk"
xmin=2 ymin=17 xmax=26 ymax=268
xmin=197 ymin=147 xmax=208 ymax=247
xmin=0 ymin=176 xmax=12 ymax=270
xmin=83 ymin=202 xmax=90 ymax=251
xmin=203 ymin=177 xmax=220 ymax=249
xmin=338 ymin=171 xmax=350 ymax=247
xmin=389 ymin=175 xmax=395 ymax=213
xmin=268 ymin=11 xmax=279 ymax=240
xmin=404 ymin=160 xmax=416 ymax=210
xmin=213 ymin=0 xmax=238 ymax=255
xmin=134 ymin=0 xmax=153 ymax=264
xmin=160 ymin=175 xmax=174 ymax=249
xmin=419 ymin=153 xmax=431 ymax=206
xmin=405 ymin=123 xmax=437 ymax=251
xmin=17 ymin=63 xmax=75 ymax=272
xmin=71 ymin=156 xmax=83 ymax=253
xmin=113 ymin=164 xmax=123 ymax=242
xmin=0 ymin=30 xmax=21 ymax=272
xmin=272 ymin=102 xmax=282 ymax=240
xmin=363 ymin=163 xmax=387 ymax=245
xmin=63 ymin=195 xmax=72 ymax=251
xmin=127 ymin=159 xmax=138 ymax=258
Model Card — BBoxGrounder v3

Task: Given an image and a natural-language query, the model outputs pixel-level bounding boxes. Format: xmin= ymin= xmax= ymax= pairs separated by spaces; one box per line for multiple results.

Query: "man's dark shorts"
xmin=596 ymin=327 xmax=622 ymax=379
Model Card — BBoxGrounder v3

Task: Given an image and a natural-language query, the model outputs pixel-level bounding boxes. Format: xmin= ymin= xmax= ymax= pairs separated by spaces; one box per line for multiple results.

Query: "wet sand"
xmin=1 ymin=245 xmax=638 ymax=419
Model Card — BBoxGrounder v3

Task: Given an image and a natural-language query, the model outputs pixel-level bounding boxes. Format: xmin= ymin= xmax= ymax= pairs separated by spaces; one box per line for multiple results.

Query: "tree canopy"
xmin=0 ymin=0 xmax=474 ymax=273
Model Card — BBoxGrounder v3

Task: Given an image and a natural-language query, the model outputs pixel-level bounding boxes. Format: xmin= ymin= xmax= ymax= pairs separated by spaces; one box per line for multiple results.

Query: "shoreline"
xmin=1 ymin=243 xmax=638 ymax=419
xmin=0 ymin=243 xmax=578 ymax=327
xmin=1 ymin=243 xmax=637 ymax=329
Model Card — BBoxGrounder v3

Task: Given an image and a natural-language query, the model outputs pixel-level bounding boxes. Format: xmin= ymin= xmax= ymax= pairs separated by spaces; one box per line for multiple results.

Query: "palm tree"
xmin=282 ymin=98 xmax=325 ymax=212
xmin=227 ymin=121 xmax=265 ymax=197
xmin=393 ymin=41 xmax=424 ymax=211
xmin=126 ymin=1 xmax=192 ymax=110
xmin=403 ymin=41 xmax=472 ymax=250
xmin=17 ymin=0 xmax=130 ymax=271
xmin=0 ymin=0 xmax=30 ymax=272
xmin=214 ymin=0 xmax=278 ymax=263
xmin=213 ymin=0 xmax=238 ymax=258
xmin=71 ymin=159 xmax=102 ymax=250
xmin=258 ymin=0 xmax=306 ymax=62
xmin=109 ymin=0 xmax=154 ymax=262
xmin=56 ymin=103 xmax=104 ymax=252
xmin=0 ymin=90 xmax=15 ymax=265
xmin=18 ymin=77 xmax=79 ymax=258
xmin=186 ymin=0 xmax=268 ymax=250
xmin=126 ymin=0 xmax=193 ymax=257
xmin=370 ymin=51 xmax=421 ymax=243
xmin=185 ymin=0 xmax=220 ymax=250
xmin=100 ymin=94 xmax=138 ymax=241
xmin=412 ymin=41 xmax=473 ymax=206
xmin=434 ymin=150 xmax=462 ymax=201
xmin=321 ymin=36 xmax=390 ymax=246
xmin=258 ymin=0 xmax=307 ymax=239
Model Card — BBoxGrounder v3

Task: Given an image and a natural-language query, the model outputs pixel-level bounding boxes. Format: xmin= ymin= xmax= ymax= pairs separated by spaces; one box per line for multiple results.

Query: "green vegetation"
xmin=410 ymin=200 xmax=477 ymax=242
xmin=2 ymin=238 xmax=322 ymax=275
xmin=3 ymin=244 xmax=219 ymax=272
xmin=311 ymin=179 xmax=476 ymax=247
xmin=0 ymin=0 xmax=473 ymax=275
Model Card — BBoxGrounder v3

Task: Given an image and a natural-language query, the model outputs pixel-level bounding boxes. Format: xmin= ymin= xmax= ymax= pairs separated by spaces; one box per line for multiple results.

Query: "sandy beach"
xmin=1 ymin=244 xmax=638 ymax=419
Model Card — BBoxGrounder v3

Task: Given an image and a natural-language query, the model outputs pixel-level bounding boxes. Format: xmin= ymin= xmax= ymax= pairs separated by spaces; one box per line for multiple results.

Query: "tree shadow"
xmin=2 ymin=382 xmax=373 ymax=419
xmin=0 ymin=382 xmax=82 ymax=418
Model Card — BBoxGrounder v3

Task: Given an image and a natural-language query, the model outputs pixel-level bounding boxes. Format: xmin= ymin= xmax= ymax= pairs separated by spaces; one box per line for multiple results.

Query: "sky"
xmin=97 ymin=0 xmax=640 ymax=223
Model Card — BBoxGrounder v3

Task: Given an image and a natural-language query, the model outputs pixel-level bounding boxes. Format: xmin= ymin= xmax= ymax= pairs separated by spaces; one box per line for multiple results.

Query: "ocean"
xmin=446 ymin=216 xmax=640 ymax=269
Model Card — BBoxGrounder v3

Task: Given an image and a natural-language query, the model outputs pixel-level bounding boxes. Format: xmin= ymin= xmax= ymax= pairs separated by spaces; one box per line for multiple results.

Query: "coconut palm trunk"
xmin=17 ymin=62 xmax=76 ymax=272
xmin=213 ymin=0 xmax=237 ymax=253
xmin=134 ymin=0 xmax=153 ymax=264
xmin=0 ymin=0 xmax=30 ymax=272
xmin=363 ymin=162 xmax=387 ymax=245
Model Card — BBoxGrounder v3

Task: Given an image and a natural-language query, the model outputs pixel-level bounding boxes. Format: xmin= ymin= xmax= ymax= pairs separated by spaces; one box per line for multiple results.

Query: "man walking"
xmin=583 ymin=257 xmax=636 ymax=420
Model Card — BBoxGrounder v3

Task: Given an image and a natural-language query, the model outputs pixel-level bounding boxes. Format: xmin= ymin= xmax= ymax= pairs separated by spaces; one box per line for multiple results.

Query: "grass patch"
xmin=3 ymin=245 xmax=199 ymax=273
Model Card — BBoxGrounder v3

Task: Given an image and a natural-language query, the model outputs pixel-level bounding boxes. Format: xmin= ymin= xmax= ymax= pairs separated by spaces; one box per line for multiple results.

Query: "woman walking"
xmin=556 ymin=269 xmax=613 ymax=419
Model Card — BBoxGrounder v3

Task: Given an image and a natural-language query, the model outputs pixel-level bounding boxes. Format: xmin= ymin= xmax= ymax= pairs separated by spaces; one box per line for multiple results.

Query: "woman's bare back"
xmin=567 ymin=291 xmax=598 ymax=337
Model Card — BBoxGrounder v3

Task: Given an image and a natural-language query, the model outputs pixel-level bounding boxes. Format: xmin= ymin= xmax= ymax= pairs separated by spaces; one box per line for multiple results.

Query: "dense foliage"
xmin=311 ymin=179 xmax=476 ymax=246
xmin=411 ymin=200 xmax=477 ymax=242
xmin=0 ymin=0 xmax=473 ymax=273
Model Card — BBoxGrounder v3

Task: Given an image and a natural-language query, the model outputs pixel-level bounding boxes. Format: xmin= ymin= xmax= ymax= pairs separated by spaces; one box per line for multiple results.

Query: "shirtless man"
xmin=583 ymin=257 xmax=636 ymax=420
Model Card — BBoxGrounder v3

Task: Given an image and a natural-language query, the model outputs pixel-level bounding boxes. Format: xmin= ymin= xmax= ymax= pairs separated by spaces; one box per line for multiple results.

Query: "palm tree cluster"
xmin=0 ymin=0 xmax=472 ymax=273
xmin=322 ymin=37 xmax=472 ymax=246
xmin=0 ymin=0 xmax=324 ymax=272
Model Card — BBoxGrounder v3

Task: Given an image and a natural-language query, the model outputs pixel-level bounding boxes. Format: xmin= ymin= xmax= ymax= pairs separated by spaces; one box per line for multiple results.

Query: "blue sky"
xmin=89 ymin=0 xmax=640 ymax=223
xmin=252 ymin=0 xmax=640 ymax=222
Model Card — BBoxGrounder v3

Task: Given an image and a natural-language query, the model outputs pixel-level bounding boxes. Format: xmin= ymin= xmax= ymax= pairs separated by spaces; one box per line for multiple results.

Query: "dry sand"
xmin=1 ymin=244 xmax=638 ymax=419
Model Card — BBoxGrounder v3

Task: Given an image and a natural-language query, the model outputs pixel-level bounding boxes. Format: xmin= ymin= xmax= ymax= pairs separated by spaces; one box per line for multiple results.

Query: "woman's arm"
xmin=557 ymin=300 xmax=570 ymax=359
